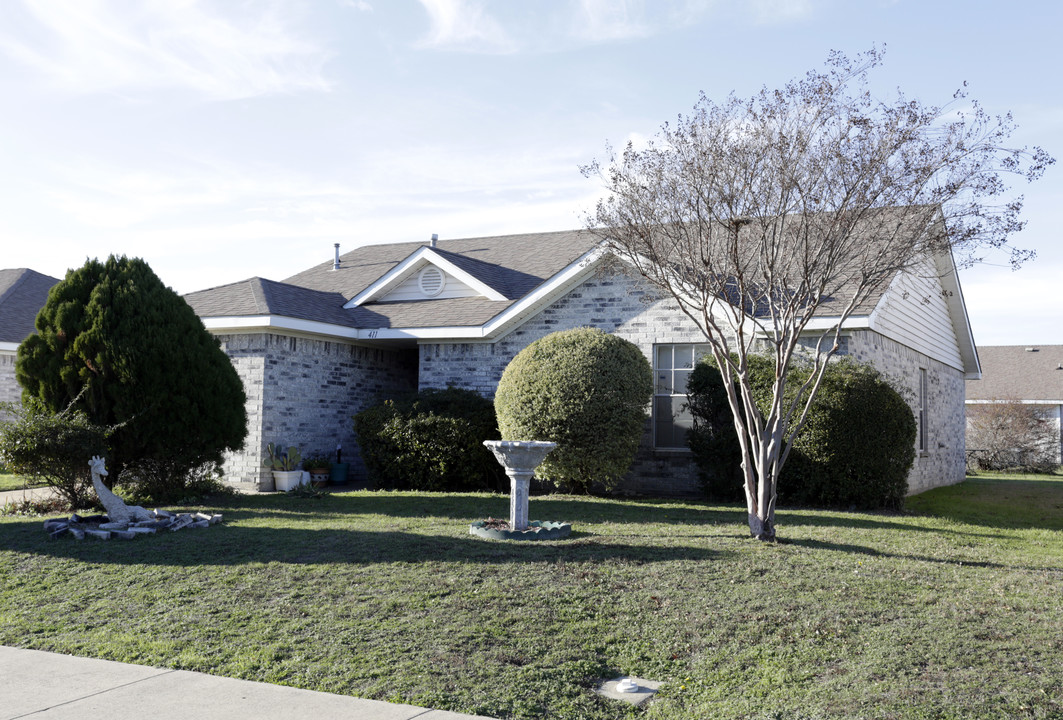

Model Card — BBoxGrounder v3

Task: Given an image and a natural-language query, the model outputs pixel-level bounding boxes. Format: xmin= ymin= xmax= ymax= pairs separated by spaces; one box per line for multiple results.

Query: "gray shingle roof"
xmin=188 ymin=229 xmax=599 ymax=330
xmin=0 ymin=268 xmax=60 ymax=344
xmin=965 ymin=345 xmax=1063 ymax=402
xmin=184 ymin=277 xmax=356 ymax=327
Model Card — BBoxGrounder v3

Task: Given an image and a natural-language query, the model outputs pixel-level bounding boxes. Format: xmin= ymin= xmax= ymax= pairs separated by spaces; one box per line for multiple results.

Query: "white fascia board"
xmin=966 ymin=398 xmax=1061 ymax=405
xmin=201 ymin=315 xmax=361 ymax=340
xmin=481 ymin=246 xmax=607 ymax=337
xmin=795 ymin=315 xmax=873 ymax=331
xmin=0 ymin=342 xmax=20 ymax=353
xmin=345 ymin=246 xmax=507 ymax=307
xmin=935 ymin=247 xmax=981 ymax=379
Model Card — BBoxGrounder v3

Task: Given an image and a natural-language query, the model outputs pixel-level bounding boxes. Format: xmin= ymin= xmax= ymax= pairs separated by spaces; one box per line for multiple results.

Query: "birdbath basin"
xmin=474 ymin=440 xmax=571 ymax=541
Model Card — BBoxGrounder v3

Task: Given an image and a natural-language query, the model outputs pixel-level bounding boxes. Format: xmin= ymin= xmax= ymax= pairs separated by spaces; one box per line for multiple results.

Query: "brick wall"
xmin=0 ymin=353 xmax=18 ymax=407
xmin=215 ymin=333 xmax=418 ymax=487
xmin=420 ymin=267 xmax=968 ymax=497
xmin=420 ymin=267 xmax=708 ymax=496
xmin=847 ymin=329 xmax=967 ymax=493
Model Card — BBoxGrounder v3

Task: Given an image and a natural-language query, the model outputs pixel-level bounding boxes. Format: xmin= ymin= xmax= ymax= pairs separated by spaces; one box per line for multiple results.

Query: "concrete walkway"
xmin=0 ymin=646 xmax=495 ymax=720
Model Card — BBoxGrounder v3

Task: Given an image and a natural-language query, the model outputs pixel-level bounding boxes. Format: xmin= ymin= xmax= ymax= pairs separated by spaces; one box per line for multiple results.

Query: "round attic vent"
xmin=418 ymin=266 xmax=445 ymax=297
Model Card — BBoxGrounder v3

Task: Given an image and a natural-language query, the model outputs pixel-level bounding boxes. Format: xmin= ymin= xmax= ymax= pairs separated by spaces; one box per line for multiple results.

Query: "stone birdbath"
xmin=470 ymin=440 xmax=572 ymax=541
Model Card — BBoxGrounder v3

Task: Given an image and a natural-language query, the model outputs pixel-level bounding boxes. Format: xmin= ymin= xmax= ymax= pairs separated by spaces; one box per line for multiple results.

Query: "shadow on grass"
xmin=782 ymin=536 xmax=1058 ymax=574
xmin=0 ymin=508 xmax=731 ymax=568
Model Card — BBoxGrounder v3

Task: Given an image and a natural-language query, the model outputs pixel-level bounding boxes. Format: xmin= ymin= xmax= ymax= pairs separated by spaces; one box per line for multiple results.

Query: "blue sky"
xmin=0 ymin=0 xmax=1059 ymax=345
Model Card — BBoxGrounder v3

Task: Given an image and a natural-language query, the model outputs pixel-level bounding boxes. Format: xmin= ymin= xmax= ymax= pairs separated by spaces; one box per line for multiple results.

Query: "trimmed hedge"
xmin=493 ymin=327 xmax=653 ymax=493
xmin=353 ymin=387 xmax=504 ymax=492
xmin=688 ymin=356 xmax=916 ymax=509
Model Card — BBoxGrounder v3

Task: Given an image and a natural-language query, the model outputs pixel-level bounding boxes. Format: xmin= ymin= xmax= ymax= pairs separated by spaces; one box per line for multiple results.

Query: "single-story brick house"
xmin=0 ymin=268 xmax=61 ymax=407
xmin=965 ymin=345 xmax=1063 ymax=464
xmin=184 ymin=218 xmax=981 ymax=496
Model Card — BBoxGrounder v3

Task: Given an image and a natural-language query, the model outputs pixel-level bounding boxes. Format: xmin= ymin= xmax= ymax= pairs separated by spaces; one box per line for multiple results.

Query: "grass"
xmin=1 ymin=474 xmax=1061 ymax=719
xmin=0 ymin=472 xmax=43 ymax=492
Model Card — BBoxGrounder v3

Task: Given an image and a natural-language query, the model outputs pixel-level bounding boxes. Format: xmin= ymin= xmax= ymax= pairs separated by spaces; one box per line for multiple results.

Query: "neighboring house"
xmin=965 ymin=345 xmax=1063 ymax=464
xmin=0 ymin=268 xmax=60 ymax=406
xmin=186 ymin=219 xmax=980 ymax=496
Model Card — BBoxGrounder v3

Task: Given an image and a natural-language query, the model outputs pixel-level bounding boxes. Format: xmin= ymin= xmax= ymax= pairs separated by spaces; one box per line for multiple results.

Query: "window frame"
xmin=652 ymin=343 xmax=712 ymax=451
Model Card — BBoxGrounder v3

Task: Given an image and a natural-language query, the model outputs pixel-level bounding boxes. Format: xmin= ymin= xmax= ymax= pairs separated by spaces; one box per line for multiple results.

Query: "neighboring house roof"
xmin=0 ymin=268 xmax=60 ymax=347
xmin=965 ymin=345 xmax=1063 ymax=403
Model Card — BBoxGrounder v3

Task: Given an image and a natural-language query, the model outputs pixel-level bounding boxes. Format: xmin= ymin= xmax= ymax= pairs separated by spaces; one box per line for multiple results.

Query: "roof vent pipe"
xmin=333 ymin=243 xmax=340 ymax=270
xmin=431 ymin=233 xmax=438 ymax=248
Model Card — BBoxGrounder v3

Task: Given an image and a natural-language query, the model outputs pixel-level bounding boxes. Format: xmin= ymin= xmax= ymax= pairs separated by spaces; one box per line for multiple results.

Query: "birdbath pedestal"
xmin=482 ymin=440 xmax=556 ymax=531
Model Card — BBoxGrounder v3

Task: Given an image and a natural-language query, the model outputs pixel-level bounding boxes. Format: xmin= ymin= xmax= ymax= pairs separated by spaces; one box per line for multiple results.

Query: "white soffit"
xmin=345 ymin=246 xmax=507 ymax=307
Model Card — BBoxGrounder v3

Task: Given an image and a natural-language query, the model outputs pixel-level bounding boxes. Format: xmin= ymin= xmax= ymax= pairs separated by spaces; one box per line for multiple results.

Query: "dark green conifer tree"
xmin=16 ymin=256 xmax=247 ymax=480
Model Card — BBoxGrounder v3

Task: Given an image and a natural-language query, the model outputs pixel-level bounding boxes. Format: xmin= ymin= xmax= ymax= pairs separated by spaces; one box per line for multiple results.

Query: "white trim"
xmin=0 ymin=342 xmax=19 ymax=353
xmin=966 ymin=399 xmax=1063 ymax=405
xmin=345 ymin=246 xmax=507 ymax=307
xmin=201 ymin=315 xmax=361 ymax=340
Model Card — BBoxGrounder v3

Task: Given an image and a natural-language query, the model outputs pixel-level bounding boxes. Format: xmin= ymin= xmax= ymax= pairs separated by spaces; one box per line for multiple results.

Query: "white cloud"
xmin=0 ymin=0 xmax=332 ymax=99
xmin=573 ymin=0 xmax=651 ymax=42
xmin=415 ymin=0 xmax=516 ymax=53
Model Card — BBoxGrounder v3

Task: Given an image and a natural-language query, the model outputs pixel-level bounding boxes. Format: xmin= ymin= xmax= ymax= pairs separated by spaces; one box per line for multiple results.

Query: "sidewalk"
xmin=0 ymin=485 xmax=56 ymax=506
xmin=0 ymin=646 xmax=495 ymax=720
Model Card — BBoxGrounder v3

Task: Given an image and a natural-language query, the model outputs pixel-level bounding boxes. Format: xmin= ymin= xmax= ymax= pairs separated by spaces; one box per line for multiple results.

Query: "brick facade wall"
xmin=0 ymin=353 xmax=18 ymax=407
xmin=847 ymin=329 xmax=967 ymax=493
xmin=420 ymin=267 xmax=708 ymax=496
xmin=420 ymin=267 xmax=967 ymax=497
xmin=215 ymin=333 xmax=417 ymax=488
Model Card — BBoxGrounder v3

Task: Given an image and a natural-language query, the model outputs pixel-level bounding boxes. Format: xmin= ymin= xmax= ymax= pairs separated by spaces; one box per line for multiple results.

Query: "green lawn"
xmin=1 ymin=475 xmax=1061 ymax=719
xmin=0 ymin=472 xmax=43 ymax=492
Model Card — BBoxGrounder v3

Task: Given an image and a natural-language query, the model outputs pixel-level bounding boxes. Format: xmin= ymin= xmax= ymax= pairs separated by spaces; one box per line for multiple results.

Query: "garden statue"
xmin=89 ymin=455 xmax=153 ymax=525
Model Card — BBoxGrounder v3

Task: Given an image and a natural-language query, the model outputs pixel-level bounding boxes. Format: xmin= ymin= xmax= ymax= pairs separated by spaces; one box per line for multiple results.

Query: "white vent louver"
xmin=418 ymin=266 xmax=445 ymax=297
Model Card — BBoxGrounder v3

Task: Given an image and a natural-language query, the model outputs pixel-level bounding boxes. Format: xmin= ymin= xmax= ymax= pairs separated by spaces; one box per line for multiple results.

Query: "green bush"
xmin=493 ymin=327 xmax=653 ymax=493
xmin=119 ymin=458 xmax=234 ymax=504
xmin=353 ymin=387 xmax=504 ymax=492
xmin=0 ymin=400 xmax=108 ymax=509
xmin=688 ymin=356 xmax=916 ymax=509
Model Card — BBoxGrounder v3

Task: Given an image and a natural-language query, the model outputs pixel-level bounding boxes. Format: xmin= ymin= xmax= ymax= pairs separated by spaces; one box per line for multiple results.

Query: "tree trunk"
xmin=747 ymin=511 xmax=776 ymax=542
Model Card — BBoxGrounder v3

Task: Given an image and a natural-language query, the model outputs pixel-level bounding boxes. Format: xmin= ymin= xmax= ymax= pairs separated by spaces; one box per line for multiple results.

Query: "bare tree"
xmin=967 ymin=401 xmax=1060 ymax=472
xmin=583 ymin=48 xmax=1052 ymax=540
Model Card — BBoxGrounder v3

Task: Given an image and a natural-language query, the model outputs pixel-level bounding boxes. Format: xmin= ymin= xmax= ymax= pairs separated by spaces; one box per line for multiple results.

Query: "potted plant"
xmin=303 ymin=454 xmax=331 ymax=488
xmin=263 ymin=443 xmax=304 ymax=491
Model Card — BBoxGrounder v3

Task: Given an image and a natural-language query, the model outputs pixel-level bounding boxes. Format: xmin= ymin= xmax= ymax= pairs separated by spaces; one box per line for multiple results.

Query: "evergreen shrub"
xmin=688 ymin=356 xmax=916 ymax=509
xmin=0 ymin=400 xmax=108 ymax=509
xmin=493 ymin=327 xmax=653 ymax=493
xmin=353 ymin=387 xmax=504 ymax=492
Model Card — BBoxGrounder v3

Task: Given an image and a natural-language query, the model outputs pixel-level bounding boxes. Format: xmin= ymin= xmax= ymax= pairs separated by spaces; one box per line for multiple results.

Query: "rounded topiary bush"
xmin=353 ymin=386 xmax=504 ymax=492
xmin=784 ymin=359 xmax=916 ymax=510
xmin=493 ymin=327 xmax=653 ymax=493
xmin=688 ymin=355 xmax=916 ymax=509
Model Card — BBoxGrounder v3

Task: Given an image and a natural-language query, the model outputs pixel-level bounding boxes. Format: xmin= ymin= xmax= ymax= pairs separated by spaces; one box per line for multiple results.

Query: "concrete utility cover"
xmin=595 ymin=676 xmax=662 ymax=707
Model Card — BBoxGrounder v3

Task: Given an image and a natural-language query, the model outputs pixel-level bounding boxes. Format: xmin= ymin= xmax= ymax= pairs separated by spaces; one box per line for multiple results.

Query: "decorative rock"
xmin=44 ymin=519 xmax=69 ymax=532
xmin=153 ymin=509 xmax=175 ymax=518
xmin=99 ymin=522 xmax=129 ymax=531
xmin=127 ymin=527 xmax=156 ymax=535
xmin=68 ymin=527 xmax=85 ymax=541
xmin=49 ymin=527 xmax=69 ymax=540
xmin=69 ymin=514 xmax=82 ymax=523
xmin=112 ymin=530 xmax=137 ymax=540
xmin=190 ymin=520 xmax=210 ymax=529
xmin=169 ymin=516 xmax=194 ymax=531
xmin=209 ymin=514 xmax=223 ymax=525
xmin=85 ymin=529 xmax=111 ymax=540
